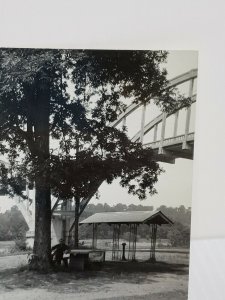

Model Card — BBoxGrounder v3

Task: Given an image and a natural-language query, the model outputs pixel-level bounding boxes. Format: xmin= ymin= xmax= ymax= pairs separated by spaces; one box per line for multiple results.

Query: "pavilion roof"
xmin=80 ymin=210 xmax=173 ymax=226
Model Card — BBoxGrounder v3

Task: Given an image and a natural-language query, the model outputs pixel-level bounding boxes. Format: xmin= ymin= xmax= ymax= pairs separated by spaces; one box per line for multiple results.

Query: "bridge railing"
xmin=110 ymin=69 xmax=197 ymax=162
xmin=110 ymin=69 xmax=197 ymax=131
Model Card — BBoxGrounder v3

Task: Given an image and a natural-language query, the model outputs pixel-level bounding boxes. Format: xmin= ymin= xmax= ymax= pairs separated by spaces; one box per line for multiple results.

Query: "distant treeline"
xmin=0 ymin=203 xmax=191 ymax=247
xmin=80 ymin=203 xmax=191 ymax=247
xmin=0 ymin=206 xmax=28 ymax=241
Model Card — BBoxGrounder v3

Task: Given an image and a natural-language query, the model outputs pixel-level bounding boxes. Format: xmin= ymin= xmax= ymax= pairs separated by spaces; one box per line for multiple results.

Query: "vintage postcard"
xmin=0 ymin=49 xmax=198 ymax=299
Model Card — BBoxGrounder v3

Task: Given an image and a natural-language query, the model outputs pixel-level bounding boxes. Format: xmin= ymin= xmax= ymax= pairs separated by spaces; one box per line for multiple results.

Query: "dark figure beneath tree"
xmin=51 ymin=239 xmax=70 ymax=267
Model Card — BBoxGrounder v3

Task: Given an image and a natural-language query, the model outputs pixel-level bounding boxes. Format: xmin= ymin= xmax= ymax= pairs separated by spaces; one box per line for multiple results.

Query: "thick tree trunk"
xmin=30 ymin=71 xmax=52 ymax=271
xmin=74 ymin=198 xmax=80 ymax=248
xmin=32 ymin=177 xmax=51 ymax=270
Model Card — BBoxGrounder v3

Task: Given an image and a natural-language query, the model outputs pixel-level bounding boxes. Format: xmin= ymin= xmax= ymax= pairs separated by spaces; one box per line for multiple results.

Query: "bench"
xmin=68 ymin=249 xmax=105 ymax=271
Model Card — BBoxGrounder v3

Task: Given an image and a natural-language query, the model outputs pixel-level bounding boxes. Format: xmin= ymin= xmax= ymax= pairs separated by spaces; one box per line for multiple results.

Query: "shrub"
xmin=14 ymin=235 xmax=27 ymax=251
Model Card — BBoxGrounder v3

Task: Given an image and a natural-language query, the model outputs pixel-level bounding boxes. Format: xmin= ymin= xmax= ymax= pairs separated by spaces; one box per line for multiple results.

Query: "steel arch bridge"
xmin=0 ymin=69 xmax=197 ymax=243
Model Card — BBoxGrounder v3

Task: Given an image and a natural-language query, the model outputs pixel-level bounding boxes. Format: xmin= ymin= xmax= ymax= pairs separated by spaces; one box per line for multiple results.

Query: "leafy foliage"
xmin=0 ymin=49 xmax=191 ymax=202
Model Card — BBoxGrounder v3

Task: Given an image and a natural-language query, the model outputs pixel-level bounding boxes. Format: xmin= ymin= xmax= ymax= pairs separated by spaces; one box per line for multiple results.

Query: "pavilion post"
xmin=133 ymin=224 xmax=137 ymax=261
xmin=112 ymin=224 xmax=120 ymax=261
xmin=74 ymin=197 xmax=80 ymax=248
xmin=149 ymin=224 xmax=157 ymax=262
xmin=92 ymin=223 xmax=98 ymax=249
xmin=62 ymin=218 xmax=67 ymax=242
xmin=128 ymin=224 xmax=137 ymax=261
xmin=61 ymin=200 xmax=67 ymax=242
xmin=128 ymin=224 xmax=131 ymax=260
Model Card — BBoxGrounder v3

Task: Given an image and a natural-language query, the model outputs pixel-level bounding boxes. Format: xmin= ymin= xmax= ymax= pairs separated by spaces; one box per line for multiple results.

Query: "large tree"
xmin=0 ymin=49 xmax=190 ymax=270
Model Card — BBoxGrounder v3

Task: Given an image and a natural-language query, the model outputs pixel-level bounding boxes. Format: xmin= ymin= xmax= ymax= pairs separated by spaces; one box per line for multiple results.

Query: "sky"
xmin=0 ymin=50 xmax=198 ymax=213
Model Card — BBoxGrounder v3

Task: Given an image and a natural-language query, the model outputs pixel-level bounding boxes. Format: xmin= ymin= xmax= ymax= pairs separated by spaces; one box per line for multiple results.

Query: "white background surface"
xmin=0 ymin=0 xmax=225 ymax=298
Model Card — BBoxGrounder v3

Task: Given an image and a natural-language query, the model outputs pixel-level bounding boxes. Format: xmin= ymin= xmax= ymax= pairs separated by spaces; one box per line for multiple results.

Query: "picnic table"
xmin=65 ymin=249 xmax=105 ymax=271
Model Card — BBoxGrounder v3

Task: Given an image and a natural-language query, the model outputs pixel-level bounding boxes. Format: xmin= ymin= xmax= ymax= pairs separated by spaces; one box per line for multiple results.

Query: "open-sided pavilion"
xmin=80 ymin=210 xmax=173 ymax=262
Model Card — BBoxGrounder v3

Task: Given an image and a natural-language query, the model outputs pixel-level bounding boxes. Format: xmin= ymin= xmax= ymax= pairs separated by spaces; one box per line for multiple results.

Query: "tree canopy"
xmin=0 ymin=49 xmax=190 ymax=201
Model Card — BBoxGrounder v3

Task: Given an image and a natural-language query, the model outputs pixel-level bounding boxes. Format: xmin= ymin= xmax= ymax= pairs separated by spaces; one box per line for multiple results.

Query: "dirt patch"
xmin=0 ymin=261 xmax=189 ymax=299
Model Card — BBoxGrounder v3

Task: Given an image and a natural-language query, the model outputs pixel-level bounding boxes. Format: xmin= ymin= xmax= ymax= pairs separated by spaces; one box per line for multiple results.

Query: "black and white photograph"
xmin=0 ymin=48 xmax=198 ymax=300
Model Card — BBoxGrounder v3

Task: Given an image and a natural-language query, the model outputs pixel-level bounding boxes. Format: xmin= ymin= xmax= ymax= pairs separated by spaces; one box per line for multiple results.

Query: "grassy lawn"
xmin=0 ymin=241 xmax=15 ymax=254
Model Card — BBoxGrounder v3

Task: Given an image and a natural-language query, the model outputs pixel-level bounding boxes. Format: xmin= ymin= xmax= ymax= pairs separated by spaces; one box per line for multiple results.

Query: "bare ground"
xmin=0 ymin=258 xmax=189 ymax=300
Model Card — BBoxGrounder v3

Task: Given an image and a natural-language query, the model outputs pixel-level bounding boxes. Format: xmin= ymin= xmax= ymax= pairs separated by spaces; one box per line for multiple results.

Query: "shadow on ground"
xmin=0 ymin=261 xmax=189 ymax=294
xmin=99 ymin=290 xmax=188 ymax=300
